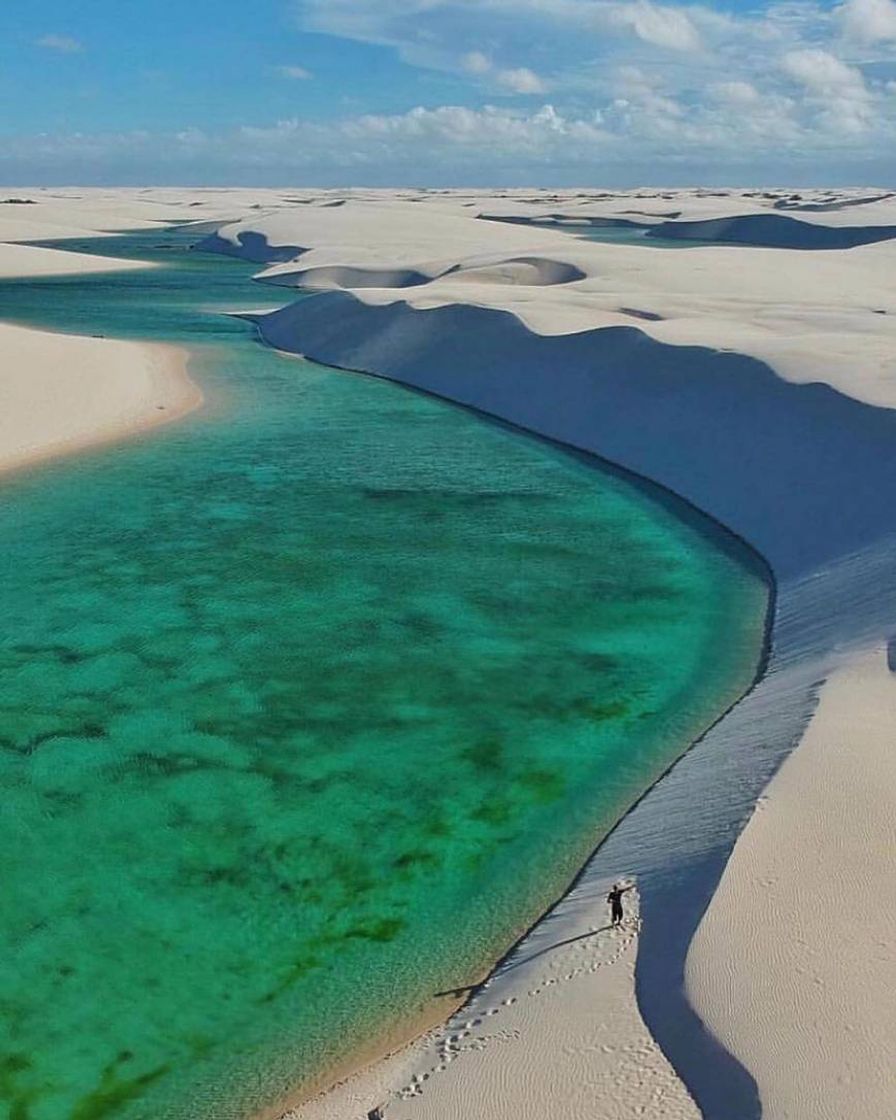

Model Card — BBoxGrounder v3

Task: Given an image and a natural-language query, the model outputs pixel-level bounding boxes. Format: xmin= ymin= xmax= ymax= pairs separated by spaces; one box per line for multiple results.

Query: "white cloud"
xmin=4 ymin=83 xmax=893 ymax=184
xmin=712 ymin=80 xmax=761 ymax=106
xmin=336 ymin=102 xmax=605 ymax=148
xmin=496 ymin=66 xmax=547 ymax=93
xmin=297 ymin=0 xmax=710 ymax=70
xmin=8 ymin=0 xmax=896 ymax=183
xmin=782 ymin=48 xmax=874 ymax=133
xmin=608 ymin=0 xmax=702 ymax=51
xmin=781 ymin=48 xmax=869 ymax=97
xmin=459 ymin=50 xmax=546 ymax=92
xmin=611 ymin=65 xmax=684 ymax=123
xmin=36 ymin=34 xmax=83 ymax=53
xmin=461 ymin=50 xmax=492 ymax=74
xmin=836 ymin=0 xmax=896 ymax=44
xmin=278 ymin=65 xmax=313 ymax=80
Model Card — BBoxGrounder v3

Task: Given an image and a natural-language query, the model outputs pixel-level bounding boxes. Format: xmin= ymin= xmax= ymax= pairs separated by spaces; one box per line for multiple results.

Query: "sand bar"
xmin=0 ymin=205 xmax=205 ymax=478
xmin=0 ymin=240 xmax=153 ymax=278
xmin=0 ymin=322 xmax=201 ymax=476
xmin=289 ymin=892 xmax=701 ymax=1120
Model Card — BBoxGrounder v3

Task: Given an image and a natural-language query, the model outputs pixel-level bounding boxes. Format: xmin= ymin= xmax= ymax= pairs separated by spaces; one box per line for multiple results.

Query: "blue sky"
xmin=2 ymin=0 xmax=895 ymax=185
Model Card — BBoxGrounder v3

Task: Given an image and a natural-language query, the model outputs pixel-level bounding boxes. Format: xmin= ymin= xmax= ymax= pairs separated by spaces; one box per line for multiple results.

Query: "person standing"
xmin=607 ymin=881 xmax=634 ymax=927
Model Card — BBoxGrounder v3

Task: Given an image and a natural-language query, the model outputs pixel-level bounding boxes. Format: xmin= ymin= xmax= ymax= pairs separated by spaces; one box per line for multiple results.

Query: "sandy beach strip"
xmin=0 ymin=322 xmax=202 ymax=477
xmin=289 ymin=891 xmax=700 ymax=1120
xmin=0 ymin=232 xmax=202 ymax=478
xmin=686 ymin=643 xmax=896 ymax=1120
xmin=0 ymin=240 xmax=154 ymax=278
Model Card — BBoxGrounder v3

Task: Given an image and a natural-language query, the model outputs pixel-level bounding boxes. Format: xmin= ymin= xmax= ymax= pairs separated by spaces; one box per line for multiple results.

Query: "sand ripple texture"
xmin=687 ymin=646 xmax=896 ymax=1120
xmin=293 ymin=893 xmax=699 ymax=1120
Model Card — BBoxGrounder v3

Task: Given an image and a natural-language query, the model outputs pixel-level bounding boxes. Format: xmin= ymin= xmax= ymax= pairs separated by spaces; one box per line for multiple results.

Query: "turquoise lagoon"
xmin=481 ymin=217 xmax=721 ymax=248
xmin=0 ymin=231 xmax=767 ymax=1119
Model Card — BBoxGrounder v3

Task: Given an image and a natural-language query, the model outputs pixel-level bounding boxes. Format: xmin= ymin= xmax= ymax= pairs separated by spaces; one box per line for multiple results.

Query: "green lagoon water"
xmin=0 ymin=230 xmax=767 ymax=1120
xmin=483 ymin=218 xmax=721 ymax=249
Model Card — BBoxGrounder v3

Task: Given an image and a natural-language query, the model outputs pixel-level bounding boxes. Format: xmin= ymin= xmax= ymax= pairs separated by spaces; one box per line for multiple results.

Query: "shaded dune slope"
xmin=648 ymin=213 xmax=896 ymax=249
xmin=442 ymin=256 xmax=585 ymax=286
xmin=772 ymin=192 xmax=893 ymax=212
xmin=254 ymin=293 xmax=896 ymax=582
xmin=197 ymin=229 xmax=306 ymax=263
xmin=258 ymin=264 xmax=434 ymax=290
xmin=257 ymin=257 xmax=585 ymax=292
xmin=250 ymin=292 xmax=896 ymax=1119
xmin=480 ymin=207 xmax=896 ymax=250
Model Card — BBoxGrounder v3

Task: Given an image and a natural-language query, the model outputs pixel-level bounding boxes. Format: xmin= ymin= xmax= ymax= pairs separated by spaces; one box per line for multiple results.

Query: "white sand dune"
xmin=259 ymin=263 xmax=436 ymax=290
xmin=443 ymin=255 xmax=586 ymax=286
xmin=200 ymin=198 xmax=579 ymax=270
xmin=0 ymin=240 xmax=152 ymax=278
xmin=292 ymin=894 xmax=699 ymax=1120
xmin=0 ymin=201 xmax=204 ymax=475
xmin=0 ymin=187 xmax=292 ymax=239
xmin=208 ymin=188 xmax=896 ymax=1120
xmin=205 ymin=193 xmax=896 ymax=412
xmin=257 ymin=256 xmax=585 ymax=292
xmin=647 ymin=212 xmax=896 ymax=248
xmin=475 ymin=186 xmax=896 ymax=232
xmin=0 ymin=323 xmax=200 ymax=476
xmin=3 ymin=187 xmax=896 ymax=1120
xmin=253 ymin=294 xmax=896 ymax=578
xmin=687 ymin=645 xmax=896 ymax=1120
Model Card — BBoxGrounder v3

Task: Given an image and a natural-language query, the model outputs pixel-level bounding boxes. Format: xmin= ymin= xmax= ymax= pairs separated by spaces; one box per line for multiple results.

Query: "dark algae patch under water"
xmin=0 ymin=230 xmax=768 ymax=1119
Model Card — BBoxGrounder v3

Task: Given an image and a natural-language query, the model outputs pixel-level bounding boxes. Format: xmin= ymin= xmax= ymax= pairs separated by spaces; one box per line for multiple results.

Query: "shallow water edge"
xmin=0 ymin=234 xmax=769 ymax=1120
xmin=247 ymin=333 xmax=774 ymax=1120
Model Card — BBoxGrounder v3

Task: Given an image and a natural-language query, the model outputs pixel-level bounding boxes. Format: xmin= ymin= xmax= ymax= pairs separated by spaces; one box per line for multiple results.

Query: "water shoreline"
xmin=0 ymin=248 xmax=770 ymax=1120
xmin=5 ymin=187 xmax=895 ymax=1120
xmin=0 ymin=321 xmax=203 ymax=483
xmin=0 ymin=226 xmax=767 ymax=1120
xmin=248 ymin=280 xmax=896 ymax=1117
xmin=256 ymin=333 xmax=774 ymax=1120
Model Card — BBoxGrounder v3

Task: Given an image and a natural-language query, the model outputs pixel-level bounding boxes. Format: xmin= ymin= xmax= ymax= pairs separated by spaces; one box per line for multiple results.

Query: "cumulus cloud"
xmin=333 ymin=102 xmax=604 ymax=149
xmin=7 ymin=0 xmax=896 ymax=183
xmin=278 ymin=65 xmax=313 ymax=79
xmin=607 ymin=0 xmax=702 ymax=51
xmin=36 ymin=34 xmax=83 ymax=53
xmin=3 ymin=80 xmax=892 ymax=185
xmin=460 ymin=50 xmax=547 ymax=92
xmin=782 ymin=49 xmax=866 ymax=93
xmin=1 ymin=103 xmax=608 ymax=181
xmin=297 ymin=0 xmax=710 ymax=73
xmin=495 ymin=66 xmax=547 ymax=93
xmin=461 ymin=50 xmax=492 ymax=75
xmin=782 ymin=49 xmax=874 ymax=133
xmin=836 ymin=0 xmax=896 ymax=44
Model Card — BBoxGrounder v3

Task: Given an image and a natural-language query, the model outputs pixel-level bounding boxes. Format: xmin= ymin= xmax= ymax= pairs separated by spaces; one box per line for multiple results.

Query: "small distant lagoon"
xmin=481 ymin=216 xmax=722 ymax=249
xmin=0 ymin=230 xmax=767 ymax=1120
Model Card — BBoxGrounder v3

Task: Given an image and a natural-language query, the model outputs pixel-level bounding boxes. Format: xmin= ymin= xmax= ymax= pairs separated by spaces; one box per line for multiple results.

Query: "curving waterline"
xmin=0 ymin=234 xmax=770 ymax=1120
xmin=252 ymin=326 xmax=776 ymax=1118
xmin=250 ymin=290 xmax=896 ymax=1117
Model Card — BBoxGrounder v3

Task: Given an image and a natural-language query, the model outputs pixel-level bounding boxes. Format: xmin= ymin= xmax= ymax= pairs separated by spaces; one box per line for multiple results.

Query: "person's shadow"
xmin=501 ymin=924 xmax=615 ymax=972
xmin=434 ymin=924 xmax=615 ymax=997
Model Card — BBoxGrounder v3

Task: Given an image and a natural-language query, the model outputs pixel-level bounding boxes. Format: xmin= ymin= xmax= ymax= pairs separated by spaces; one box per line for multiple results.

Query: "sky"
xmin=1 ymin=0 xmax=895 ymax=186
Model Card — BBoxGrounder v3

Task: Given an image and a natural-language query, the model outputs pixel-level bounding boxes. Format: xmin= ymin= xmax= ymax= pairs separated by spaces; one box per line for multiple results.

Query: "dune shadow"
xmin=253 ymin=293 xmax=896 ymax=1119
